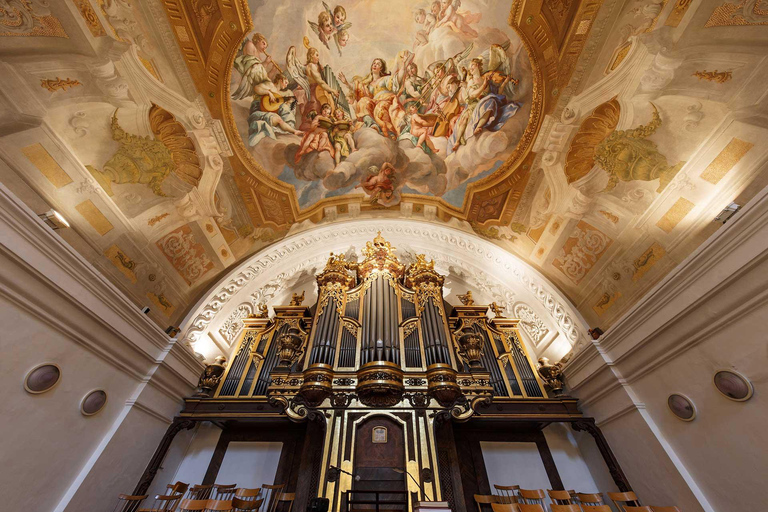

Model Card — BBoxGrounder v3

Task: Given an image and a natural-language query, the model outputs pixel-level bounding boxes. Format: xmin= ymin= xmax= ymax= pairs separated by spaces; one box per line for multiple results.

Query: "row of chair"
xmin=475 ymin=487 xmax=681 ymax=512
xmin=112 ymin=482 xmax=292 ymax=512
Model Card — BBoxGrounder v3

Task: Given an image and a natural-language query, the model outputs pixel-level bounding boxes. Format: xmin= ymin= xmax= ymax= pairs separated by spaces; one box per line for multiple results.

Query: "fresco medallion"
xmin=229 ymin=0 xmax=534 ymax=208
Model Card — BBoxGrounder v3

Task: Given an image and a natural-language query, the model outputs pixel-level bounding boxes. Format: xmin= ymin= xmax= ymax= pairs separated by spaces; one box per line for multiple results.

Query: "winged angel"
xmin=448 ymin=42 xmax=522 ymax=152
xmin=308 ymin=2 xmax=352 ymax=55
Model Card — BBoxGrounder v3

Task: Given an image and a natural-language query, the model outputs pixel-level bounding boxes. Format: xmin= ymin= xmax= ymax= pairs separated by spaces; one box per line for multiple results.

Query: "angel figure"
xmin=308 ymin=9 xmax=334 ymax=49
xmin=357 ymin=162 xmax=397 ymax=205
xmin=288 ymin=40 xmax=348 ymax=131
xmin=448 ymin=44 xmax=521 ymax=153
xmin=295 ymin=103 xmax=335 ymax=163
xmin=456 ymin=290 xmax=474 ymax=305
xmin=328 ymin=3 xmax=352 ymax=55
xmin=290 ymin=291 xmax=305 ymax=306
xmin=412 ymin=8 xmax=435 ymax=49
xmin=330 ymin=108 xmax=357 ymax=165
xmin=400 ymin=100 xmax=439 ymax=154
xmin=435 ymin=0 xmax=481 ymax=38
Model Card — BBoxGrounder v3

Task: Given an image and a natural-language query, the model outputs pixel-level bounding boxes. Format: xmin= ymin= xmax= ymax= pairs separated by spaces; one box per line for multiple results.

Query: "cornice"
xmin=0 ymin=183 xmax=202 ymax=374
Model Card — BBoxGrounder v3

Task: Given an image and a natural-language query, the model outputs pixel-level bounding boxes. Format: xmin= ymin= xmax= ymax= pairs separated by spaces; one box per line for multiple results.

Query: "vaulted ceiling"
xmin=1 ymin=0 xmax=766 ymax=345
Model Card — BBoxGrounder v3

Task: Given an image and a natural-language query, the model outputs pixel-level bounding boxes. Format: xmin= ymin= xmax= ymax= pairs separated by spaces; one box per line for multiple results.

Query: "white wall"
xmin=0 ymin=184 xmax=203 ymax=511
xmin=481 ymin=441 xmax=550 ymax=491
xmin=216 ymin=442 xmax=283 ymax=488
xmin=171 ymin=422 xmax=223 ymax=488
xmin=565 ymin=185 xmax=768 ymax=512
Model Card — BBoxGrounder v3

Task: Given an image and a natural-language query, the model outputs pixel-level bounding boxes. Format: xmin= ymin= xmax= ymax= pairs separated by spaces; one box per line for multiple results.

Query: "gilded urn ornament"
xmin=276 ymin=327 xmax=304 ymax=367
xmin=194 ymin=356 xmax=227 ymax=397
xmin=456 ymin=326 xmax=484 ymax=368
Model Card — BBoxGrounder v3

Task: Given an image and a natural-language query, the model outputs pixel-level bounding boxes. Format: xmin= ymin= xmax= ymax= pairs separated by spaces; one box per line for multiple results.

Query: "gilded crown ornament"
xmin=405 ymin=253 xmax=444 ymax=289
xmin=358 ymin=232 xmax=404 ymax=280
xmin=317 ymin=252 xmax=358 ymax=289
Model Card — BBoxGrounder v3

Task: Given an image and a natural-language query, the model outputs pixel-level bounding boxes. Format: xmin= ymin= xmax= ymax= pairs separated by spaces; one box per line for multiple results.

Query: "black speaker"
xmin=308 ymin=497 xmax=329 ymax=512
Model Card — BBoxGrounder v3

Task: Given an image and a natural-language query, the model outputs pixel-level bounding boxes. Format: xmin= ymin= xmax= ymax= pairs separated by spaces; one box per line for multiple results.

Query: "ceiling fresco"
xmin=1 ymin=0 xmax=768 ymax=360
xmin=229 ymin=0 xmax=534 ymax=209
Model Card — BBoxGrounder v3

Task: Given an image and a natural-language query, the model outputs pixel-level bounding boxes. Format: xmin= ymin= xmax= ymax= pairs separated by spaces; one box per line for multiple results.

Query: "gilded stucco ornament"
xmin=595 ymin=103 xmax=684 ymax=193
xmin=194 ymin=355 xmax=227 ymax=397
xmin=537 ymin=357 xmax=565 ymax=396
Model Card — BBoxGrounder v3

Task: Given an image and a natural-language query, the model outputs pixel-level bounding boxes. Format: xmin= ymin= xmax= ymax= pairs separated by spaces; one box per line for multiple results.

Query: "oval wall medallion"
xmin=714 ymin=369 xmax=753 ymax=402
xmin=81 ymin=389 xmax=107 ymax=416
xmin=667 ymin=393 xmax=696 ymax=422
xmin=24 ymin=363 xmax=61 ymax=394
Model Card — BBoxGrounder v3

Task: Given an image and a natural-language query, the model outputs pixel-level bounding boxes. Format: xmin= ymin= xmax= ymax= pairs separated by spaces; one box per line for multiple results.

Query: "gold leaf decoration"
xmin=148 ymin=104 xmax=202 ymax=188
xmin=595 ymin=103 xmax=684 ymax=193
xmin=40 ymin=77 xmax=82 ymax=92
xmin=693 ymin=70 xmax=733 ymax=83
xmin=564 ymin=97 xmax=621 ymax=184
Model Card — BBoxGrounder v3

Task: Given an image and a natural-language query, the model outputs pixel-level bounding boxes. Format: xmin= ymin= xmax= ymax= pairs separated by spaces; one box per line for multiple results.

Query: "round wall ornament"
xmin=81 ymin=389 xmax=108 ymax=416
xmin=713 ymin=369 xmax=753 ymax=402
xmin=24 ymin=363 xmax=61 ymax=394
xmin=667 ymin=393 xmax=696 ymax=422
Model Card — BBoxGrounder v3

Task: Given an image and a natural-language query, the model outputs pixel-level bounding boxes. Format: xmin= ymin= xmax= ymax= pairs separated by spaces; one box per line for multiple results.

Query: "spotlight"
xmin=713 ymin=202 xmax=741 ymax=224
xmin=165 ymin=326 xmax=180 ymax=337
xmin=38 ymin=209 xmax=70 ymax=230
xmin=141 ymin=306 xmax=151 ymax=315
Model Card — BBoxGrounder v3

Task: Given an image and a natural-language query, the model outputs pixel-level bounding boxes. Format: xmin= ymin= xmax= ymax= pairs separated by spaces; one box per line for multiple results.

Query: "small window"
xmin=372 ymin=426 xmax=387 ymax=443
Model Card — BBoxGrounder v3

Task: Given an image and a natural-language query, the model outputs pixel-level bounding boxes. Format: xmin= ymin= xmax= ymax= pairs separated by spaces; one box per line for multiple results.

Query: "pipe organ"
xmin=198 ymin=234 xmax=550 ymax=509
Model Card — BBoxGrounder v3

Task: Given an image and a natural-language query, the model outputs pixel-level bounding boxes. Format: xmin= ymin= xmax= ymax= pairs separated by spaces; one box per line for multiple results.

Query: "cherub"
xmin=436 ymin=0 xmax=480 ymax=38
xmin=295 ymin=103 xmax=335 ymax=163
xmin=428 ymin=1 xmax=441 ymax=32
xmin=357 ymin=163 xmax=397 ymax=204
xmin=413 ymin=8 xmax=431 ymax=49
xmin=404 ymin=101 xmax=438 ymax=153
xmin=330 ymin=108 xmax=357 ymax=165
xmin=308 ymin=10 xmax=334 ymax=49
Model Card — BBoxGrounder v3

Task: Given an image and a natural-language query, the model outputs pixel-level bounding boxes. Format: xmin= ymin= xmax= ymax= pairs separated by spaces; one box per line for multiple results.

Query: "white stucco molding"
xmin=179 ymin=219 xmax=590 ymax=360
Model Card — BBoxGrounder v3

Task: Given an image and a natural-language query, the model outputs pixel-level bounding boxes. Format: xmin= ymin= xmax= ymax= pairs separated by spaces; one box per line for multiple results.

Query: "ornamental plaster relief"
xmin=181 ymin=219 xmax=590 ymax=362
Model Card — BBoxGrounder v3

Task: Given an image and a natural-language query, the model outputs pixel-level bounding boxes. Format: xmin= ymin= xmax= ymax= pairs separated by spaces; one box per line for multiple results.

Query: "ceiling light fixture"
xmin=38 ymin=209 xmax=70 ymax=230
xmin=713 ymin=202 xmax=740 ymax=224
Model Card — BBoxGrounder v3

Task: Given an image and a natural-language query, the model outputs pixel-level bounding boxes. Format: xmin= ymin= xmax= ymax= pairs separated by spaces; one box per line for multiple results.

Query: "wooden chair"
xmin=187 ymin=485 xmax=214 ymax=500
xmin=548 ymin=490 xmax=574 ymax=505
xmin=261 ymin=484 xmax=285 ymax=512
xmin=213 ymin=485 xmax=238 ymax=500
xmin=576 ymin=493 xmax=604 ymax=506
xmin=138 ymin=494 xmax=183 ymax=512
xmin=269 ymin=492 xmax=295 ymax=512
xmin=494 ymin=485 xmax=520 ymax=504
xmin=518 ymin=489 xmax=546 ymax=505
xmin=166 ymin=482 xmax=190 ymax=496
xmin=475 ymin=494 xmax=500 ymax=511
xmin=518 ymin=505 xmax=546 ymax=512
xmin=551 ymin=506 xmax=582 ymax=512
xmin=204 ymin=500 xmax=234 ymax=512
xmin=111 ymin=494 xmax=148 ymax=512
xmin=234 ymin=488 xmax=262 ymax=501
xmin=608 ymin=491 xmax=642 ymax=510
xmin=581 ymin=506 xmax=613 ymax=512
xmin=177 ymin=499 xmax=209 ymax=512
xmin=232 ymin=498 xmax=264 ymax=511
xmin=491 ymin=504 xmax=520 ymax=512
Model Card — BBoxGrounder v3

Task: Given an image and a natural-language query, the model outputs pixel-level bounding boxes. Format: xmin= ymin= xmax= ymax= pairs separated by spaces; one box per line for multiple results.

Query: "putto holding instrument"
xmin=230 ymin=0 xmax=531 ymax=208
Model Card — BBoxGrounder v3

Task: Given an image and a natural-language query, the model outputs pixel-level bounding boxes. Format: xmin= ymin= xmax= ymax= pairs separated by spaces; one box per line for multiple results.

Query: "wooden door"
xmin=352 ymin=416 xmax=407 ymax=510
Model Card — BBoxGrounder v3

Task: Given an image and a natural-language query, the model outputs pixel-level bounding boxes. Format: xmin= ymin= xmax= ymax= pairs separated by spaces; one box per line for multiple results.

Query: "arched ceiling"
xmin=178 ymin=219 xmax=588 ymax=363
xmin=0 ymin=0 xmax=767 ymax=362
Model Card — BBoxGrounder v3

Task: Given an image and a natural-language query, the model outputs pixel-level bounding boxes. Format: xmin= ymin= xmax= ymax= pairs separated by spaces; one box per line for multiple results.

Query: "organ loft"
xmin=136 ymin=234 xmax=631 ymax=511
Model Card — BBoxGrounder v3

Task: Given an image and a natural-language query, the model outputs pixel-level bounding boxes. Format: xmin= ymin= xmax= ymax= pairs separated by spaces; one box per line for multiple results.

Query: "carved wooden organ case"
xmin=207 ymin=234 xmax=549 ymax=507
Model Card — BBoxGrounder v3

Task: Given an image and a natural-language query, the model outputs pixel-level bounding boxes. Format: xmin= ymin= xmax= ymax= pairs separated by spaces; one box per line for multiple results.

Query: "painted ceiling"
xmin=229 ymin=0 xmax=534 ymax=210
xmin=1 ymin=0 xmax=767 ymax=355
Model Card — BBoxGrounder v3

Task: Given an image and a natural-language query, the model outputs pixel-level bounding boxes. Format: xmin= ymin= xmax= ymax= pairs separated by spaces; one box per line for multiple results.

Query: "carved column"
xmin=133 ymin=417 xmax=197 ymax=495
xmin=571 ymin=418 xmax=632 ymax=492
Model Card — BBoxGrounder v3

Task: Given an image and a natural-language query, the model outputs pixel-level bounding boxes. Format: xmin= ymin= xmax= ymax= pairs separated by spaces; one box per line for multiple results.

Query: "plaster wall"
xmin=216 ymin=442 xmax=283 ymax=489
xmin=566 ymin=185 xmax=768 ymax=512
xmin=0 ymin=183 xmax=202 ymax=512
